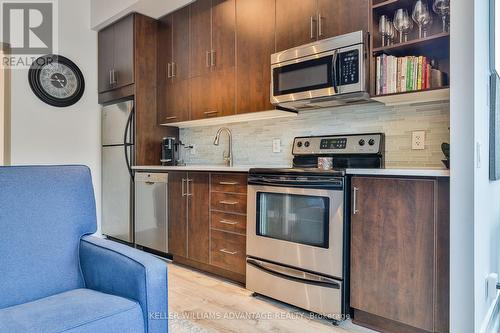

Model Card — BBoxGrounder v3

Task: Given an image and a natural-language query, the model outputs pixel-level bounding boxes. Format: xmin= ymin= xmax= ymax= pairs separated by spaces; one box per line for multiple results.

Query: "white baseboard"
xmin=480 ymin=293 xmax=500 ymax=333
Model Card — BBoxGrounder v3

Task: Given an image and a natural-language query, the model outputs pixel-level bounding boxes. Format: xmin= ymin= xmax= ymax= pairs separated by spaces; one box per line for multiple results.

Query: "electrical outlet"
xmin=272 ymin=139 xmax=281 ymax=153
xmin=412 ymin=131 xmax=425 ymax=150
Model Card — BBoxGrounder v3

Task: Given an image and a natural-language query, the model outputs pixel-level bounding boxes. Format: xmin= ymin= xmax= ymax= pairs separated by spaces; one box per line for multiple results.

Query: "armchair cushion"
xmin=0 ymin=288 xmax=144 ymax=333
xmin=80 ymin=236 xmax=168 ymax=333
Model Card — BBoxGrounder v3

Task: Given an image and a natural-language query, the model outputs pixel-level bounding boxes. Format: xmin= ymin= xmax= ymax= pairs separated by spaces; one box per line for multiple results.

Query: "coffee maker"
xmin=161 ymin=137 xmax=179 ymax=166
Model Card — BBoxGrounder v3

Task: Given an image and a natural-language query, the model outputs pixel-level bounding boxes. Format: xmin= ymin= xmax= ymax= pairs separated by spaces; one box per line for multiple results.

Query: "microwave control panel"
xmin=338 ymin=50 xmax=359 ymax=85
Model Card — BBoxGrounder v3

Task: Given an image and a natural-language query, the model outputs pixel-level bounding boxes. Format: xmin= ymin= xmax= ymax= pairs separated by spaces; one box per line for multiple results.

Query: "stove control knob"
xmin=304 ymin=141 xmax=310 ymax=147
xmin=297 ymin=141 xmax=303 ymax=147
xmin=368 ymin=139 xmax=376 ymax=146
xmin=358 ymin=139 xmax=365 ymax=146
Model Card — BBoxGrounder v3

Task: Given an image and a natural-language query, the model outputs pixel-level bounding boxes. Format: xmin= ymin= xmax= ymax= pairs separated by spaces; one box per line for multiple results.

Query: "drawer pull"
xmin=219 ymin=200 xmax=238 ymax=205
xmin=220 ymin=219 xmax=238 ymax=225
xmin=219 ymin=181 xmax=239 ymax=185
xmin=219 ymin=249 xmax=237 ymax=255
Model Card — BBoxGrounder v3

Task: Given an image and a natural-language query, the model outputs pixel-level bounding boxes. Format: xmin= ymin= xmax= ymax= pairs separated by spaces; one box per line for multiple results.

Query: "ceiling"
xmin=90 ymin=0 xmax=194 ymax=30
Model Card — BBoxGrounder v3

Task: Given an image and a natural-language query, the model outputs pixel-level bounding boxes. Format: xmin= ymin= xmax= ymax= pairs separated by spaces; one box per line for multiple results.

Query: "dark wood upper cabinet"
xmin=317 ymin=0 xmax=369 ymax=41
xmin=212 ymin=0 xmax=236 ymax=71
xmin=190 ymin=0 xmax=212 ymax=78
xmin=350 ymin=177 xmax=449 ymax=333
xmin=168 ymin=172 xmax=188 ymax=258
xmin=157 ymin=7 xmax=190 ymax=125
xmin=276 ymin=0 xmax=369 ymax=52
xmin=98 ymin=15 xmax=134 ymax=93
xmin=97 ymin=26 xmax=114 ymax=93
xmin=275 ymin=0 xmax=318 ymax=52
xmin=187 ymin=172 xmax=210 ymax=264
xmin=113 ymin=15 xmax=135 ymax=89
xmin=189 ymin=0 xmax=236 ymax=120
xmin=236 ymin=0 xmax=275 ymax=114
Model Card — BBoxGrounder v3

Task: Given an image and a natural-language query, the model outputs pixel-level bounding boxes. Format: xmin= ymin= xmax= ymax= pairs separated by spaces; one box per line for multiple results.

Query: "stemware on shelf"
xmin=432 ymin=0 xmax=450 ymax=32
xmin=412 ymin=0 xmax=433 ymax=38
xmin=385 ymin=20 xmax=396 ymax=45
xmin=393 ymin=8 xmax=413 ymax=43
xmin=379 ymin=15 xmax=389 ymax=46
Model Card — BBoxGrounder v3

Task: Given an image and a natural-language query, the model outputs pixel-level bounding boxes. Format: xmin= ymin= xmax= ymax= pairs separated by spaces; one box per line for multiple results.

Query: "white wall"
xmin=450 ymin=0 xmax=475 ymax=331
xmin=474 ymin=0 xmax=500 ymax=331
xmin=9 ymin=0 xmax=101 ymax=231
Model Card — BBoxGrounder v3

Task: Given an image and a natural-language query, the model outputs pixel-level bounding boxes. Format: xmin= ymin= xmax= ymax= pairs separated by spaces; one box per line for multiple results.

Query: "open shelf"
xmin=371 ymin=87 xmax=449 ymax=106
xmin=372 ymin=32 xmax=449 ymax=56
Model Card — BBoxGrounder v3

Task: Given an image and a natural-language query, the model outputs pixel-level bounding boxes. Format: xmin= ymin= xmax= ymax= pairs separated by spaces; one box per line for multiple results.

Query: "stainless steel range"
xmin=246 ymin=133 xmax=384 ymax=322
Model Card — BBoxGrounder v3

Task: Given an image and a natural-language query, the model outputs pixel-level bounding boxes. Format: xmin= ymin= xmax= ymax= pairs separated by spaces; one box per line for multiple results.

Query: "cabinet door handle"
xmin=219 ymin=181 xmax=239 ymax=185
xmin=187 ymin=178 xmax=193 ymax=196
xmin=220 ymin=219 xmax=238 ymax=225
xmin=204 ymin=111 xmax=218 ymax=117
xmin=206 ymin=51 xmax=211 ymax=67
xmin=167 ymin=62 xmax=172 ymax=78
xmin=310 ymin=16 xmax=317 ymax=39
xmin=211 ymin=50 xmax=216 ymax=67
xmin=318 ymin=14 xmax=324 ymax=37
xmin=219 ymin=200 xmax=238 ymax=205
xmin=172 ymin=62 xmax=177 ymax=77
xmin=353 ymin=186 xmax=359 ymax=215
xmin=181 ymin=178 xmax=187 ymax=197
xmin=164 ymin=116 xmax=177 ymax=120
xmin=109 ymin=70 xmax=113 ymax=85
xmin=219 ymin=249 xmax=237 ymax=255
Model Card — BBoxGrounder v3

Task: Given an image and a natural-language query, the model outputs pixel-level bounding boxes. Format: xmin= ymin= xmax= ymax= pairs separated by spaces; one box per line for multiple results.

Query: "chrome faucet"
xmin=213 ymin=127 xmax=233 ymax=167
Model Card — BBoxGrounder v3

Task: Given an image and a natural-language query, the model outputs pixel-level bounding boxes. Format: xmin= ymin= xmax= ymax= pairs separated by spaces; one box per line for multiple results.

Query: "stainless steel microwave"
xmin=270 ymin=31 xmax=369 ymax=111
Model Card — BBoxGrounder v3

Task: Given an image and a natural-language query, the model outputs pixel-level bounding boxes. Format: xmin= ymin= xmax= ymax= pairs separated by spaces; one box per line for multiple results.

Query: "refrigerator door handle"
xmin=124 ymin=107 xmax=134 ymax=179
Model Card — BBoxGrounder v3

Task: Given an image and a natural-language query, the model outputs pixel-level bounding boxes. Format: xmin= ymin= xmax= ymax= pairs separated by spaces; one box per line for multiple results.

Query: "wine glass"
xmin=433 ymin=0 xmax=450 ymax=32
xmin=386 ymin=20 xmax=396 ymax=45
xmin=379 ymin=15 xmax=389 ymax=46
xmin=412 ymin=0 xmax=432 ymax=38
xmin=393 ymin=9 xmax=413 ymax=43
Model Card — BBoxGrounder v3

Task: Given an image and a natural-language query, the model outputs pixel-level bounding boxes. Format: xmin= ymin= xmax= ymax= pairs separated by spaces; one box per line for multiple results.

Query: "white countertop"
xmin=346 ymin=168 xmax=450 ymax=177
xmin=133 ymin=165 xmax=450 ymax=177
xmin=132 ymin=165 xmax=289 ymax=172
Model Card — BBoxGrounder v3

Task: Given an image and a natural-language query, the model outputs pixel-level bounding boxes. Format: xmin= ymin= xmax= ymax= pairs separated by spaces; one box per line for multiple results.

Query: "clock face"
xmin=28 ymin=55 xmax=85 ymax=107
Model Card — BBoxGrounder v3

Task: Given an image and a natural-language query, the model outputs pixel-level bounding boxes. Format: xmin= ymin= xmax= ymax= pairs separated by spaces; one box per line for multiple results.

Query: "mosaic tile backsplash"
xmin=179 ymin=102 xmax=450 ymax=168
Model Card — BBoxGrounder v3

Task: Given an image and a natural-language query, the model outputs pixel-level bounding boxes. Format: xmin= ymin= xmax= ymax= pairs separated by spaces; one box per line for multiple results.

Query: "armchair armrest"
xmin=79 ymin=236 xmax=167 ymax=333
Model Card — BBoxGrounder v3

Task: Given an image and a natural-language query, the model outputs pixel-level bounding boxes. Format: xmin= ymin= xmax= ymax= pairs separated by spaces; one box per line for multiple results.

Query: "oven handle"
xmin=248 ymin=181 xmax=343 ymax=189
xmin=247 ymin=258 xmax=341 ymax=289
xmin=248 ymin=179 xmax=343 ymax=189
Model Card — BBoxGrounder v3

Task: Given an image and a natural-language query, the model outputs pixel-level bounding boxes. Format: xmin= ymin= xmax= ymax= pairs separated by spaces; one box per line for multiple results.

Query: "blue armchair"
xmin=0 ymin=166 xmax=168 ymax=333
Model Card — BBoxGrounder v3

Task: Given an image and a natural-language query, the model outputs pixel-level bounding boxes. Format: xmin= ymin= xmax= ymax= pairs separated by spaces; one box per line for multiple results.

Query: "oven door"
xmin=247 ymin=184 xmax=344 ymax=278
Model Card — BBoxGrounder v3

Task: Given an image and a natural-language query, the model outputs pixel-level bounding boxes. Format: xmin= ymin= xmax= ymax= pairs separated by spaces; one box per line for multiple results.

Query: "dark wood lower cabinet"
xmin=168 ymin=172 xmax=247 ymax=283
xmin=350 ymin=177 xmax=449 ymax=333
xmin=168 ymin=172 xmax=188 ymax=258
xmin=187 ymin=172 xmax=210 ymax=263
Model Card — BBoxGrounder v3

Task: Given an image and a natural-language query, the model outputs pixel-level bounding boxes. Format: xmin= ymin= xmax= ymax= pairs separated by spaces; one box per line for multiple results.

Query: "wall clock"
xmin=28 ymin=54 xmax=85 ymax=107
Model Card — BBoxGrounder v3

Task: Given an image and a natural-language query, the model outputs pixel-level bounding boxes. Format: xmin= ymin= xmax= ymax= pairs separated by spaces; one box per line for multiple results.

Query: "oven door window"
xmin=256 ymin=192 xmax=329 ymax=248
xmin=273 ymin=55 xmax=334 ymax=96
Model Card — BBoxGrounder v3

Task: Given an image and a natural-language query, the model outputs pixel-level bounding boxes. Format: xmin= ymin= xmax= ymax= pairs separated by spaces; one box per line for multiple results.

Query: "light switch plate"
xmin=412 ymin=131 xmax=425 ymax=150
xmin=272 ymin=139 xmax=281 ymax=153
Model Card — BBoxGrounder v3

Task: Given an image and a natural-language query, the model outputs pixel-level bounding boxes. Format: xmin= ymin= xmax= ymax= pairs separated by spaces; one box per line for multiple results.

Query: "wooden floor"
xmin=167 ymin=262 xmax=377 ymax=333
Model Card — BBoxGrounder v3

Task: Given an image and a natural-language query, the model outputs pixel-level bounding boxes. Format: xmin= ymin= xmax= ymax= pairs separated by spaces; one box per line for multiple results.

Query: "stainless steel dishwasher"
xmin=134 ymin=172 xmax=168 ymax=253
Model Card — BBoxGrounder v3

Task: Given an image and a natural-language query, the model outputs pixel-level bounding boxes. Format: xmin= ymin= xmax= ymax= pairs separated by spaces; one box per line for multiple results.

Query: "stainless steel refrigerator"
xmin=101 ymin=100 xmax=134 ymax=243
